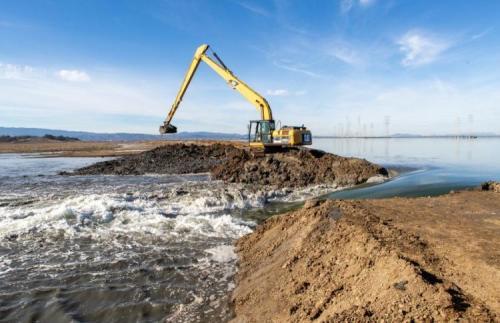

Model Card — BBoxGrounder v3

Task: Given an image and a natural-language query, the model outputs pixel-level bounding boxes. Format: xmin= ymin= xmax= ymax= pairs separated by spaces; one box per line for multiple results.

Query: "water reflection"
xmin=313 ymin=137 xmax=500 ymax=170
xmin=312 ymin=137 xmax=500 ymax=199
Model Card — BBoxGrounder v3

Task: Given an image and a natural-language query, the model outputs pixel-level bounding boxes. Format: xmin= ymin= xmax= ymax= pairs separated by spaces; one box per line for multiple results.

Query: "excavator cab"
xmin=248 ymin=120 xmax=274 ymax=145
xmin=248 ymin=120 xmax=312 ymax=150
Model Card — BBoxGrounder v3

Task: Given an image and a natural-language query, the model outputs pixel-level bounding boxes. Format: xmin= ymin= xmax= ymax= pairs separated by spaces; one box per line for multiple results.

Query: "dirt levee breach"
xmin=232 ymin=191 xmax=499 ymax=321
xmin=70 ymin=143 xmax=387 ymax=188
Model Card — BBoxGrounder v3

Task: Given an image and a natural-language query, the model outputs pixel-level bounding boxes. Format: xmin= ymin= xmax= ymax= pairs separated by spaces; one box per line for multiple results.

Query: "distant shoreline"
xmin=2 ymin=126 xmax=498 ymax=142
xmin=315 ymin=135 xmax=500 ymax=139
xmin=0 ymin=139 xmax=245 ymax=157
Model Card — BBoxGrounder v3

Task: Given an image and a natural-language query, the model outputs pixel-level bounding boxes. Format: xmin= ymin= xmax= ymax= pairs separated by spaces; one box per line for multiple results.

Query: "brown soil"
xmin=232 ymin=190 xmax=500 ymax=322
xmin=70 ymin=143 xmax=387 ymax=188
xmin=211 ymin=147 xmax=386 ymax=187
xmin=71 ymin=143 xmax=236 ymax=175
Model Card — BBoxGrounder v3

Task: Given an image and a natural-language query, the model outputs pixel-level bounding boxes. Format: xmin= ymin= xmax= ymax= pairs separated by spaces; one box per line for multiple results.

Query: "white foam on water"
xmin=204 ymin=245 xmax=237 ymax=263
xmin=0 ymin=179 xmax=348 ymax=241
xmin=0 ymin=155 xmax=368 ymax=322
xmin=266 ymin=183 xmax=347 ymax=202
xmin=171 ymin=214 xmax=253 ymax=239
xmin=0 ymin=186 xmax=258 ymax=241
xmin=366 ymin=174 xmax=388 ymax=183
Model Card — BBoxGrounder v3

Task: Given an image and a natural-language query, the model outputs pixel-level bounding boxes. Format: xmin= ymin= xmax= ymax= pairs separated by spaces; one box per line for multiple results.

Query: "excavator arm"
xmin=160 ymin=44 xmax=273 ymax=134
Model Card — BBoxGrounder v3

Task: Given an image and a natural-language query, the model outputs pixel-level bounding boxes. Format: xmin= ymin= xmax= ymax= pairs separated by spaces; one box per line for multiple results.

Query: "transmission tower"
xmin=384 ymin=116 xmax=390 ymax=137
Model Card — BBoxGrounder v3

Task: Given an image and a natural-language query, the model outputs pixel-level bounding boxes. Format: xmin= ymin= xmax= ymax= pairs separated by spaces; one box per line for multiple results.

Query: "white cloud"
xmin=341 ymin=0 xmax=375 ymax=13
xmin=471 ymin=27 xmax=493 ymax=40
xmin=266 ymin=89 xmax=307 ymax=96
xmin=0 ymin=63 xmax=35 ymax=80
xmin=57 ymin=69 xmax=91 ymax=82
xmin=0 ymin=62 xmax=174 ymax=132
xmin=359 ymin=0 xmax=376 ymax=7
xmin=1 ymin=64 xmax=91 ymax=82
xmin=236 ymin=1 xmax=269 ymax=17
xmin=292 ymin=76 xmax=500 ymax=136
xmin=328 ymin=43 xmax=362 ymax=66
xmin=0 ymin=61 xmax=286 ymax=134
xmin=340 ymin=0 xmax=353 ymax=14
xmin=397 ymin=30 xmax=451 ymax=66
xmin=272 ymin=60 xmax=322 ymax=78
xmin=267 ymin=89 xmax=289 ymax=96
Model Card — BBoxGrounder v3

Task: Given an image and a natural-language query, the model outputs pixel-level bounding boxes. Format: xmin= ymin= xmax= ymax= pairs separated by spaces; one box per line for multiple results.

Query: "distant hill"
xmin=0 ymin=134 xmax=80 ymax=143
xmin=0 ymin=127 xmax=246 ymax=141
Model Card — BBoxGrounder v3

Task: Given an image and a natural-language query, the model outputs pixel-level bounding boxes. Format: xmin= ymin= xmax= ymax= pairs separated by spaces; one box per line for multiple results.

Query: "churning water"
xmin=1 ymin=138 xmax=499 ymax=322
xmin=0 ymin=154 xmax=335 ymax=322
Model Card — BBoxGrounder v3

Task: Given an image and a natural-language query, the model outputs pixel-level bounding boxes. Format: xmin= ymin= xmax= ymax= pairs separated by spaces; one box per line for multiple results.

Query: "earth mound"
xmin=232 ymin=192 xmax=499 ymax=321
xmin=69 ymin=143 xmax=387 ymax=188
xmin=70 ymin=143 xmax=230 ymax=175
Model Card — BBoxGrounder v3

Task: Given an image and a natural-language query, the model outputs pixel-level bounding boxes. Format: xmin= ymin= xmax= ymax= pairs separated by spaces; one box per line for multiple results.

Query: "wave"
xmin=0 ymin=178 xmax=348 ymax=241
xmin=0 ymin=194 xmax=253 ymax=241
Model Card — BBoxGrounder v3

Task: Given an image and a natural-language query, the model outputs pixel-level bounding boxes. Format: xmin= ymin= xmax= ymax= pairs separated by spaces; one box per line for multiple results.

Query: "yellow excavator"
xmin=159 ymin=44 xmax=312 ymax=151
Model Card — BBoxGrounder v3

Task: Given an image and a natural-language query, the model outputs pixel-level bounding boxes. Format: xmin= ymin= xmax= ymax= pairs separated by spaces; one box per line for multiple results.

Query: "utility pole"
xmin=468 ymin=114 xmax=474 ymax=137
xmin=384 ymin=116 xmax=390 ymax=137
xmin=456 ymin=116 xmax=461 ymax=138
xmin=357 ymin=115 xmax=361 ymax=137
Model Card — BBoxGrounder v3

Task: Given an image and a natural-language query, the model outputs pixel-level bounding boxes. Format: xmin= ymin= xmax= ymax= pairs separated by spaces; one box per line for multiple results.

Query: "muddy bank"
xmin=69 ymin=143 xmax=387 ymax=188
xmin=232 ymin=189 xmax=500 ymax=322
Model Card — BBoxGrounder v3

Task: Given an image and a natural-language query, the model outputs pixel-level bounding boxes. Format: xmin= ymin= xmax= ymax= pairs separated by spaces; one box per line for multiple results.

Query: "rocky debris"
xmin=482 ymin=181 xmax=500 ymax=193
xmin=68 ymin=143 xmax=387 ymax=188
xmin=232 ymin=191 xmax=499 ymax=322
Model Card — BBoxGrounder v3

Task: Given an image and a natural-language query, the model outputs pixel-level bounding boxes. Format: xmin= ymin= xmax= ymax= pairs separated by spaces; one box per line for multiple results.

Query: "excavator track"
xmin=250 ymin=147 xmax=266 ymax=157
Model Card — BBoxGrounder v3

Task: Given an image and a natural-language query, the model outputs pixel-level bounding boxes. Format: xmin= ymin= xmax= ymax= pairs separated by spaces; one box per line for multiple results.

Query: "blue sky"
xmin=1 ymin=0 xmax=499 ymax=135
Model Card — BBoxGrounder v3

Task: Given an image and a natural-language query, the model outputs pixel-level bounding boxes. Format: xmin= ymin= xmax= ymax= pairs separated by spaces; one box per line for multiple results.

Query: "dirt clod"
xmin=393 ymin=280 xmax=408 ymax=291
xmin=304 ymin=199 xmax=324 ymax=209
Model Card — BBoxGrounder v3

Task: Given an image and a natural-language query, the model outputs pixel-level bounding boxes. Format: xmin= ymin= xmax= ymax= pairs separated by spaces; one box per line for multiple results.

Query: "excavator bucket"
xmin=159 ymin=123 xmax=177 ymax=134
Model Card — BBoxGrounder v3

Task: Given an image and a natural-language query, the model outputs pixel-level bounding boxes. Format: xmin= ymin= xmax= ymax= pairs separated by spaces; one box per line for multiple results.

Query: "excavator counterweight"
xmin=159 ymin=44 xmax=312 ymax=150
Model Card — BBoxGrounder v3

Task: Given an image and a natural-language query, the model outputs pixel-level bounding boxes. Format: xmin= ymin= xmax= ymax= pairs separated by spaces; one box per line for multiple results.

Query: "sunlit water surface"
xmin=313 ymin=137 xmax=500 ymax=198
xmin=1 ymin=138 xmax=500 ymax=322
xmin=0 ymin=155 xmax=252 ymax=322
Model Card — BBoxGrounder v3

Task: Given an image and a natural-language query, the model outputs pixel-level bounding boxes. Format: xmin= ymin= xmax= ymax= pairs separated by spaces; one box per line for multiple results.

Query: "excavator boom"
xmin=159 ymin=45 xmax=208 ymax=133
xmin=160 ymin=44 xmax=272 ymax=134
